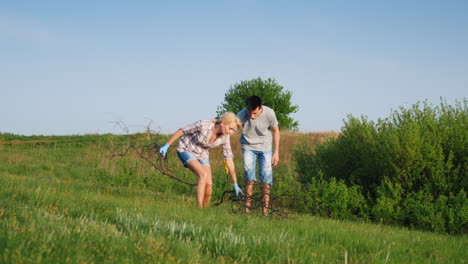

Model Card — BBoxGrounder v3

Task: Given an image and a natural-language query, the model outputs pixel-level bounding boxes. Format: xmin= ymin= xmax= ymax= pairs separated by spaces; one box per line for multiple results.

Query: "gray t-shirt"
xmin=237 ymin=105 xmax=279 ymax=151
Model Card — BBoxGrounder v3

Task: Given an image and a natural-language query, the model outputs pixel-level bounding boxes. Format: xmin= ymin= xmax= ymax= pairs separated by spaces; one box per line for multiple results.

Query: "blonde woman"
xmin=159 ymin=112 xmax=244 ymax=208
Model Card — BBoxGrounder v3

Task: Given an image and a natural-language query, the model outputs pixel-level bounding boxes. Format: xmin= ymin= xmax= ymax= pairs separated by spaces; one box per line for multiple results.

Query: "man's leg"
xmin=258 ymin=150 xmax=273 ymax=216
xmin=262 ymin=183 xmax=271 ymax=216
xmin=245 ymin=180 xmax=255 ymax=212
xmin=242 ymin=148 xmax=257 ymax=213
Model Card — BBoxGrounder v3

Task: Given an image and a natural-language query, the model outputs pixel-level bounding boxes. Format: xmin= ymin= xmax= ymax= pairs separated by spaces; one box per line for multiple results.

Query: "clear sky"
xmin=1 ymin=1 xmax=467 ymax=135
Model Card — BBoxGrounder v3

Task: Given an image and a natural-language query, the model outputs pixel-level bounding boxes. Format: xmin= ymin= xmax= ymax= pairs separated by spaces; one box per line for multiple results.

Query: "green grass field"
xmin=1 ymin=133 xmax=466 ymax=263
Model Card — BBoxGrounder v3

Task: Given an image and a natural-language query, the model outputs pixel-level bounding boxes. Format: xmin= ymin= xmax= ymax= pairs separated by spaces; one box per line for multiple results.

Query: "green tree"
xmin=216 ymin=77 xmax=299 ymax=130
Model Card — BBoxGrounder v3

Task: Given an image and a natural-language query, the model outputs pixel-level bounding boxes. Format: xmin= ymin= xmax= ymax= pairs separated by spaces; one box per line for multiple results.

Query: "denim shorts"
xmin=242 ymin=148 xmax=273 ymax=185
xmin=177 ymin=151 xmax=210 ymax=167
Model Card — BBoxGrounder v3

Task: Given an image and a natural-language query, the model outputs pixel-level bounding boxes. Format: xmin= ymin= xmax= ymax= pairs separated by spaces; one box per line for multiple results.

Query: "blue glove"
xmin=232 ymin=184 xmax=244 ymax=196
xmin=159 ymin=143 xmax=170 ymax=157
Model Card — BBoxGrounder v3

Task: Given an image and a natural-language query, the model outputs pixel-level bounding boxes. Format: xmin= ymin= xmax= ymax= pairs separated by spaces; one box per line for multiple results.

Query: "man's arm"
xmin=271 ymin=126 xmax=280 ymax=167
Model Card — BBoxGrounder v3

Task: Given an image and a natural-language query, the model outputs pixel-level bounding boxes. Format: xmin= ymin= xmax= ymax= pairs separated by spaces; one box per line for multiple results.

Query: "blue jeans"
xmin=242 ymin=148 xmax=273 ymax=185
xmin=177 ymin=152 xmax=210 ymax=167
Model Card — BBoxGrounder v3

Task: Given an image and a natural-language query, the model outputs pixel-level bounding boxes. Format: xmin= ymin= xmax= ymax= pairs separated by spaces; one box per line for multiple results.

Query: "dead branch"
xmin=110 ymin=122 xmax=197 ymax=186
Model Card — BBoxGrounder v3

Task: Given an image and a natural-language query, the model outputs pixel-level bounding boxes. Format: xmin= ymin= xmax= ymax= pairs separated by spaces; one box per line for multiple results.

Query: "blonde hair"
xmin=219 ymin=112 xmax=242 ymax=130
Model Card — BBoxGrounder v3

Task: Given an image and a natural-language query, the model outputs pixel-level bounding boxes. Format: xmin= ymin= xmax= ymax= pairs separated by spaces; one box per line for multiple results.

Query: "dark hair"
xmin=245 ymin=95 xmax=262 ymax=111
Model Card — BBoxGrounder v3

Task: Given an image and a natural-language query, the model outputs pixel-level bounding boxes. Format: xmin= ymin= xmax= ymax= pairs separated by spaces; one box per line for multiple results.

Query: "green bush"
xmin=294 ymin=99 xmax=467 ymax=234
xmin=447 ymin=190 xmax=468 ymax=234
xmin=304 ymin=174 xmax=368 ymax=220
xmin=372 ymin=176 xmax=404 ymax=224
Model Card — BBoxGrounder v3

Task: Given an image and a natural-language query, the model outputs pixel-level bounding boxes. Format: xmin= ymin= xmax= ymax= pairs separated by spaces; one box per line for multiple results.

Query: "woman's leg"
xmin=187 ymin=160 xmax=211 ymax=208
xmin=202 ymin=165 xmax=213 ymax=207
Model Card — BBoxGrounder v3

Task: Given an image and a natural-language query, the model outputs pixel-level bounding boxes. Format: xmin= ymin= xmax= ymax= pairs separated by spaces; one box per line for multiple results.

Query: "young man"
xmin=237 ymin=95 xmax=280 ymax=216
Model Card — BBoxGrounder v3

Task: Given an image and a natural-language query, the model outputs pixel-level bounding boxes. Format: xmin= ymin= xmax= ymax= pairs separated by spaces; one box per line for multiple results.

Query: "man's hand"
xmin=272 ymin=151 xmax=279 ymax=167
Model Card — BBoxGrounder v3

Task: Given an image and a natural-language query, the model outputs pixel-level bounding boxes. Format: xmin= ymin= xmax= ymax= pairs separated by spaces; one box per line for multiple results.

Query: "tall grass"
xmin=1 ymin=132 xmax=467 ymax=263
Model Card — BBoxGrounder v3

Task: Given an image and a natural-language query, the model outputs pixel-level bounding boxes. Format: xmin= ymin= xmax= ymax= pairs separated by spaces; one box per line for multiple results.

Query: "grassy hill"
xmin=0 ymin=133 xmax=466 ymax=263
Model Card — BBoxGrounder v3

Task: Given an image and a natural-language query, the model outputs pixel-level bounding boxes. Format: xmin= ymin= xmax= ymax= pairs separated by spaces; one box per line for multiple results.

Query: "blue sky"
xmin=1 ymin=1 xmax=467 ymax=135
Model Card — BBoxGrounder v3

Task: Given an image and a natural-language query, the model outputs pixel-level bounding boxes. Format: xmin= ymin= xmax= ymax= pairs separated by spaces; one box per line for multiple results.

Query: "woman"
xmin=159 ymin=112 xmax=244 ymax=208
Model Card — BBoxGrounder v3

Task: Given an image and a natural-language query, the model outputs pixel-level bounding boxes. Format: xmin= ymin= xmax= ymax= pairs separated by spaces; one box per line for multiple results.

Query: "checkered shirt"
xmin=176 ymin=120 xmax=234 ymax=161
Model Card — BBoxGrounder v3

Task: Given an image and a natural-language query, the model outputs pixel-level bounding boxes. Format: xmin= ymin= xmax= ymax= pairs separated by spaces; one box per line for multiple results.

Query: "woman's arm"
xmin=166 ymin=129 xmax=183 ymax=146
xmin=159 ymin=129 xmax=183 ymax=156
xmin=224 ymin=158 xmax=238 ymax=184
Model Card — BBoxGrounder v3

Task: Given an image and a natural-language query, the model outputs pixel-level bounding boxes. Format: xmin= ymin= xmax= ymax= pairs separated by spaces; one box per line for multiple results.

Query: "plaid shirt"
xmin=176 ymin=120 xmax=234 ymax=161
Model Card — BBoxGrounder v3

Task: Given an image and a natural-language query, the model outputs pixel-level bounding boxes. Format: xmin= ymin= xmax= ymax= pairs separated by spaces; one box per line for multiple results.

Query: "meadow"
xmin=0 ymin=132 xmax=467 ymax=263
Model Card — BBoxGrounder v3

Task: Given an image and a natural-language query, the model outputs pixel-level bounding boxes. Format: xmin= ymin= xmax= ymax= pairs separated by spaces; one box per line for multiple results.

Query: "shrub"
xmin=304 ymin=175 xmax=368 ymax=220
xmin=372 ymin=176 xmax=404 ymax=224
xmin=294 ymin=99 xmax=467 ymax=234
